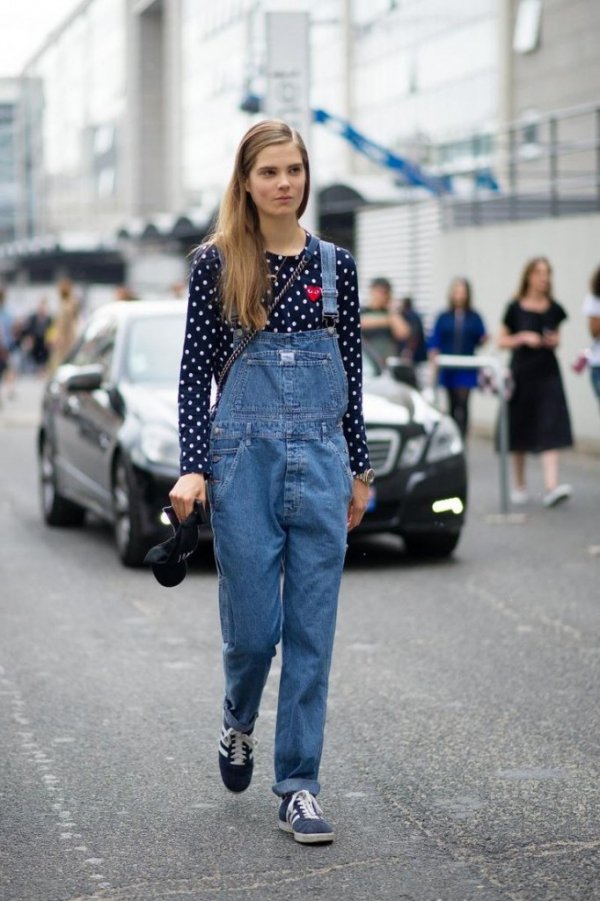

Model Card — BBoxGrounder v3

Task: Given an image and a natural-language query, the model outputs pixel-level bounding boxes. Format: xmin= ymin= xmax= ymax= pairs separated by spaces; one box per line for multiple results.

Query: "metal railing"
xmin=437 ymin=102 xmax=600 ymax=227
xmin=435 ymin=354 xmax=511 ymax=515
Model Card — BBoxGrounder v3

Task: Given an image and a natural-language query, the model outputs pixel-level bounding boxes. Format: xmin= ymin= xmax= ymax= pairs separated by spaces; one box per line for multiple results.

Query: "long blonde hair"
xmin=206 ymin=120 xmax=310 ymax=330
xmin=516 ymin=256 xmax=553 ymax=300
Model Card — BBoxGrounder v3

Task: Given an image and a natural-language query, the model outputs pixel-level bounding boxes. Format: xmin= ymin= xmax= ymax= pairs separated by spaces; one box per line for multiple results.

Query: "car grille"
xmin=366 ymin=428 xmax=401 ymax=477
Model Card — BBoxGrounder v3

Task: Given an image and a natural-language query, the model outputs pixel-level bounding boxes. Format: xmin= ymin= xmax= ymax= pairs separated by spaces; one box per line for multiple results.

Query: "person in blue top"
xmin=428 ymin=277 xmax=488 ymax=436
xmin=0 ymin=287 xmax=17 ymax=405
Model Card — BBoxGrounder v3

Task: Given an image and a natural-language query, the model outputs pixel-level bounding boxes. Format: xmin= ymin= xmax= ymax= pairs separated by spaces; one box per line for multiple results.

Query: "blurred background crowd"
xmin=0 ymin=0 xmax=599 ymax=447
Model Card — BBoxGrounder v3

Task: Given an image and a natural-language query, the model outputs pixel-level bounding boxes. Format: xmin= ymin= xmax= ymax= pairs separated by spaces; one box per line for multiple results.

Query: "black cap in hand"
xmin=144 ymin=501 xmax=206 ymax=587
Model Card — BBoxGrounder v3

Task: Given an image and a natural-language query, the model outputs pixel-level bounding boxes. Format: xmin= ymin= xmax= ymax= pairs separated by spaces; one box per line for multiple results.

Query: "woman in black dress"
xmin=499 ymin=257 xmax=573 ymax=507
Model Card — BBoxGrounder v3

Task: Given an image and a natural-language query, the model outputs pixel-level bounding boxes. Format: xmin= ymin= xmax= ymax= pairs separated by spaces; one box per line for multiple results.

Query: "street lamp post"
xmin=435 ymin=354 xmax=511 ymax=515
xmin=264 ymin=10 xmax=315 ymax=231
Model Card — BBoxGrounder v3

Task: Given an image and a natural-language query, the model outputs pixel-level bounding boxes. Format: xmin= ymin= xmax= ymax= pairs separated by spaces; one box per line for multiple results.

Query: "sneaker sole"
xmin=543 ymin=493 xmax=570 ymax=508
xmin=222 ymin=782 xmax=252 ymax=793
xmin=278 ymin=821 xmax=335 ymax=844
xmin=219 ymin=760 xmax=253 ymax=793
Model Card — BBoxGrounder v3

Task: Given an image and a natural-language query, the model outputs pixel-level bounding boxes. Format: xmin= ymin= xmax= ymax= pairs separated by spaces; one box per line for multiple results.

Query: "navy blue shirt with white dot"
xmin=178 ymin=236 xmax=370 ymax=477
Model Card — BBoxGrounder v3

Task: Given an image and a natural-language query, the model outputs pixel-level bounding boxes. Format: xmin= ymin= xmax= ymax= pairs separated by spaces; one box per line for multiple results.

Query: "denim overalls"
xmin=208 ymin=239 xmax=353 ymax=798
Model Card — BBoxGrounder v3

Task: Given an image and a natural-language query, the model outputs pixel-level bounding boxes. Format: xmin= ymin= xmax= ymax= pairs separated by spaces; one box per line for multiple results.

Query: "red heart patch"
xmin=305 ymin=285 xmax=322 ymax=302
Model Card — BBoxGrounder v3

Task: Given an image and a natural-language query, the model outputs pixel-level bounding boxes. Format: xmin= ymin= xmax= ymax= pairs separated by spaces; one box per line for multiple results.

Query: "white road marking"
xmin=2 ymin=670 xmax=112 ymax=894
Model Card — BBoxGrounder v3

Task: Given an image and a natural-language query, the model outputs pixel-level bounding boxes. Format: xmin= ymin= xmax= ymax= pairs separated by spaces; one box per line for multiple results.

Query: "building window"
xmin=513 ymin=0 xmax=543 ymax=54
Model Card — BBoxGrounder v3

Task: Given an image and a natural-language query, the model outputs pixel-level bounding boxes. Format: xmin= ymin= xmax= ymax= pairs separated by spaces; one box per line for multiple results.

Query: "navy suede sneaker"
xmin=278 ymin=790 xmax=335 ymax=844
xmin=218 ymin=724 xmax=255 ymax=793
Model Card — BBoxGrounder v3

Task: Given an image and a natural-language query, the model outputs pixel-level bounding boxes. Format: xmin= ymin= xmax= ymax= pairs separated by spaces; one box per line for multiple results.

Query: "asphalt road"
xmin=1 ymin=379 xmax=599 ymax=901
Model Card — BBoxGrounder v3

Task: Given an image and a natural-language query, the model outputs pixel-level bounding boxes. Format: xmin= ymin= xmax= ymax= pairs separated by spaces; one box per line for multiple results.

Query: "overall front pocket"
xmin=210 ymin=439 xmax=246 ymax=507
xmin=326 ymin=432 xmax=354 ymax=501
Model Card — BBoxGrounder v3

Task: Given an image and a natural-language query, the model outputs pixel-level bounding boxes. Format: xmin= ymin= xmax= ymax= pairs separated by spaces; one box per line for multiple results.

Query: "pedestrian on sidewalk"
xmin=19 ymin=297 xmax=53 ymax=374
xmin=0 ymin=287 xmax=18 ymax=406
xmin=168 ymin=120 xmax=373 ymax=844
xmin=498 ymin=256 xmax=573 ymax=507
xmin=428 ymin=277 xmax=488 ymax=437
xmin=398 ymin=296 xmax=428 ymax=365
xmin=360 ymin=277 xmax=410 ymax=363
xmin=47 ymin=279 xmax=80 ymax=373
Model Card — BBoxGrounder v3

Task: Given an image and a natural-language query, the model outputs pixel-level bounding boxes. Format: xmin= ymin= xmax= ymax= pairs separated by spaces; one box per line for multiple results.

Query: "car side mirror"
xmin=385 ymin=356 xmax=418 ymax=389
xmin=64 ymin=364 xmax=104 ymax=392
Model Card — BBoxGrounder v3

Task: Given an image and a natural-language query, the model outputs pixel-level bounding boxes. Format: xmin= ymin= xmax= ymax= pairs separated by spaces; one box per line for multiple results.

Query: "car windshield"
xmin=123 ymin=313 xmax=379 ymax=384
xmin=124 ymin=314 xmax=185 ymax=383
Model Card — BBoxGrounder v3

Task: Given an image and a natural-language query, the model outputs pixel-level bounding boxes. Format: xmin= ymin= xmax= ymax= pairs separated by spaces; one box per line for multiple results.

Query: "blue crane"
xmin=312 ymin=108 xmax=451 ymax=195
xmin=240 ymin=95 xmax=499 ymax=195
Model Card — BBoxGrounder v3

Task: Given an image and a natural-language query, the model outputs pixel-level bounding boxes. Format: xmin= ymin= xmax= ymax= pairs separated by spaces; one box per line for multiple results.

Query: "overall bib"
xmin=208 ymin=240 xmax=353 ymax=797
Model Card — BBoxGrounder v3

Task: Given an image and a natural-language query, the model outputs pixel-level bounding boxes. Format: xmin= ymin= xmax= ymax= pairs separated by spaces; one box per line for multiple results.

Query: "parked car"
xmin=39 ymin=299 xmax=466 ymax=566
xmin=38 ymin=300 xmax=187 ymax=566
xmin=359 ymin=349 xmax=467 ymax=556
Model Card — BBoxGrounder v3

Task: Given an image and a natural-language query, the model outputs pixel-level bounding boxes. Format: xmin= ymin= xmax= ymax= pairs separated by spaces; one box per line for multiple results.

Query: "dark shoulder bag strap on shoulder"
xmin=212 ymin=234 xmax=321 ymax=412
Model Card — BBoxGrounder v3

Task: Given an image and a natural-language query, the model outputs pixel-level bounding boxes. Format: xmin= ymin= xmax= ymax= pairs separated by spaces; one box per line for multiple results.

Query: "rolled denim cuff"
xmin=223 ymin=701 xmax=257 ymax=735
xmin=272 ymin=778 xmax=320 ymax=798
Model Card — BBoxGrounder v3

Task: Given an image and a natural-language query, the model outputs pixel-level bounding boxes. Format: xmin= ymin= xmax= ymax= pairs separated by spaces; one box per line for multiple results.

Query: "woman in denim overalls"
xmin=170 ymin=121 xmax=373 ymax=844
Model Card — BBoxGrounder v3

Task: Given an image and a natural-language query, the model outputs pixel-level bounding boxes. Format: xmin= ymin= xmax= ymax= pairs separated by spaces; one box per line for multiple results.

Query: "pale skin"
xmin=497 ymin=259 xmax=562 ymax=493
xmin=588 ymin=315 xmax=600 ymax=340
xmin=169 ymin=141 xmax=369 ymax=530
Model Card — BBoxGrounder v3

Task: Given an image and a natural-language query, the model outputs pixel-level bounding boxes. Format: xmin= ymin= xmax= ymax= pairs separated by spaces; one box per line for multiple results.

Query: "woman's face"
xmin=245 ymin=142 xmax=306 ymax=221
xmin=528 ymin=260 xmax=551 ymax=295
xmin=450 ymin=280 xmax=468 ymax=309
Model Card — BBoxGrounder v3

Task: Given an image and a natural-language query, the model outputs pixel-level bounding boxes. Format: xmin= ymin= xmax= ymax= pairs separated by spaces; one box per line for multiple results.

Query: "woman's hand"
xmin=347 ymin=479 xmax=370 ymax=531
xmin=520 ymin=330 xmax=543 ymax=348
xmin=169 ymin=472 xmax=206 ymax=522
xmin=542 ymin=330 xmax=559 ymax=349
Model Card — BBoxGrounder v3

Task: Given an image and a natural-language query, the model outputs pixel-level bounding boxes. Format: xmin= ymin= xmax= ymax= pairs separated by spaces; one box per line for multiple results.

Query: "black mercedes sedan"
xmin=39 ymin=300 xmax=187 ymax=565
xmin=359 ymin=351 xmax=467 ymax=557
xmin=39 ymin=299 xmax=466 ymax=566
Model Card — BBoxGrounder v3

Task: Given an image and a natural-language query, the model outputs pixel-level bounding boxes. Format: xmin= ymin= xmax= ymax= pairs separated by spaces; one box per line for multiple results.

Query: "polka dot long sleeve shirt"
xmin=178 ymin=237 xmax=371 ymax=477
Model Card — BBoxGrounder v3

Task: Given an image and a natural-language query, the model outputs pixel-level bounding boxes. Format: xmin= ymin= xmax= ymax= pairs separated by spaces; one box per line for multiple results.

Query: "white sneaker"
xmin=543 ymin=484 xmax=572 ymax=508
xmin=510 ymin=487 xmax=530 ymax=505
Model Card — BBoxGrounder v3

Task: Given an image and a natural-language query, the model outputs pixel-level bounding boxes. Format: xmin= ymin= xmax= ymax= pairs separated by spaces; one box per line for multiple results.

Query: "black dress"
xmin=502 ymin=299 xmax=573 ymax=452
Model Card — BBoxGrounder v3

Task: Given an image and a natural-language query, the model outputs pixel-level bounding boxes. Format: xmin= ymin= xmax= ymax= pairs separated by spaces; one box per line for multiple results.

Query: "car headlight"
xmin=399 ymin=435 xmax=427 ymax=467
xmin=140 ymin=424 xmax=180 ymax=467
xmin=426 ymin=416 xmax=463 ymax=463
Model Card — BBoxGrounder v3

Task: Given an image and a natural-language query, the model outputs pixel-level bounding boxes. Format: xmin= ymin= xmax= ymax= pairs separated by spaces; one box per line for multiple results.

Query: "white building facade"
xmin=6 ymin=0 xmax=501 ymax=264
xmin=3 ymin=0 xmax=600 ymax=450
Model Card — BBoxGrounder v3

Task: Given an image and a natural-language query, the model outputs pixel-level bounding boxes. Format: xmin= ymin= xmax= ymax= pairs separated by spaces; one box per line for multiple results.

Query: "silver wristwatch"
xmin=355 ymin=468 xmax=375 ymax=486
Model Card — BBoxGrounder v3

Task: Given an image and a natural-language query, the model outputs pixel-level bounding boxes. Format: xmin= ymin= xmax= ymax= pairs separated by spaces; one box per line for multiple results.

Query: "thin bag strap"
xmin=213 ymin=235 xmax=320 ymax=411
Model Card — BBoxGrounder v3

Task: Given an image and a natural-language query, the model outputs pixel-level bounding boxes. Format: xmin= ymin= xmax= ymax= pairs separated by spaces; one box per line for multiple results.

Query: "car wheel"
xmin=39 ymin=436 xmax=86 ymax=526
xmin=112 ymin=454 xmax=149 ymax=567
xmin=403 ymin=531 xmax=461 ymax=558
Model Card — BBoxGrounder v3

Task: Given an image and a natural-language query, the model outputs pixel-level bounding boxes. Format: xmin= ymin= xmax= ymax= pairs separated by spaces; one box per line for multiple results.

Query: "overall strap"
xmin=304 ymin=233 xmax=320 ymax=260
xmin=319 ymin=240 xmax=338 ymax=323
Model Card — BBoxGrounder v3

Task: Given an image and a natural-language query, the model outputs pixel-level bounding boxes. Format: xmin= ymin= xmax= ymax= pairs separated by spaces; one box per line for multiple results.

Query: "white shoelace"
xmin=288 ymin=790 xmax=324 ymax=824
xmin=222 ymin=728 xmax=255 ymax=766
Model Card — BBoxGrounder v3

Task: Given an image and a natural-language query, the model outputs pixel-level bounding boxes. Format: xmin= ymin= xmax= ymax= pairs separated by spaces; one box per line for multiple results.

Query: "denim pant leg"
xmin=210 ymin=440 xmax=286 ymax=734
xmin=272 ymin=436 xmax=351 ymax=798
